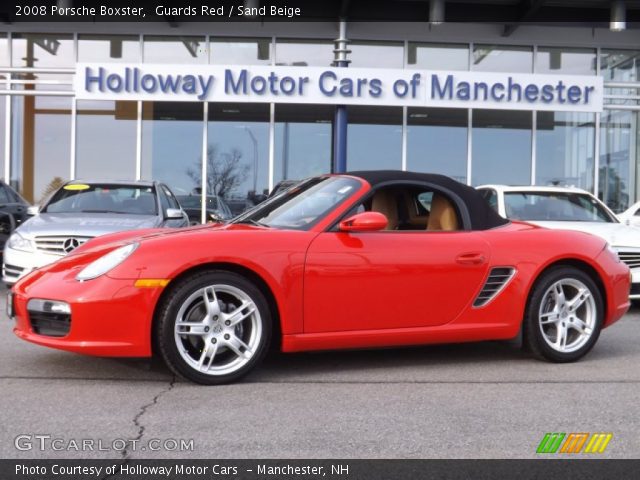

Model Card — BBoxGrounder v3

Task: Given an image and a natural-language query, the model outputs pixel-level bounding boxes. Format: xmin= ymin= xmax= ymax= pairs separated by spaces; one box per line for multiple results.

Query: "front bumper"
xmin=10 ymin=269 xmax=164 ymax=357
xmin=630 ymin=269 xmax=640 ymax=299
xmin=2 ymin=247 xmax=62 ymax=285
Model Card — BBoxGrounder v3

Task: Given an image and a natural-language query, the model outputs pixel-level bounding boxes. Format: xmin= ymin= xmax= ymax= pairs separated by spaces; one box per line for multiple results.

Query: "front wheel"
xmin=155 ymin=270 xmax=272 ymax=385
xmin=523 ymin=266 xmax=603 ymax=363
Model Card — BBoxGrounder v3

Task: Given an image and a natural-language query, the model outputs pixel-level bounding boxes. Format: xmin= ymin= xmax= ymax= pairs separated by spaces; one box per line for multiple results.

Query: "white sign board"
xmin=74 ymin=63 xmax=604 ymax=112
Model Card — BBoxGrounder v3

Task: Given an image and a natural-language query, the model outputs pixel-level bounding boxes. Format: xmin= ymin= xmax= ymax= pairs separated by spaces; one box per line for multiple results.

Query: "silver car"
xmin=3 ymin=180 xmax=189 ymax=285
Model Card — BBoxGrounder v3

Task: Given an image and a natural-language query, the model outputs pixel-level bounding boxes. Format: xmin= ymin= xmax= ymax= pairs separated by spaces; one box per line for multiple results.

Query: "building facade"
xmin=1 ymin=21 xmax=639 ymax=217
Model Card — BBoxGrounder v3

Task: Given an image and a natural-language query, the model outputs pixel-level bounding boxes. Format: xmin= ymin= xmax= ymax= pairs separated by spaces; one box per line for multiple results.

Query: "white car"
xmin=617 ymin=201 xmax=640 ymax=228
xmin=477 ymin=184 xmax=640 ymax=299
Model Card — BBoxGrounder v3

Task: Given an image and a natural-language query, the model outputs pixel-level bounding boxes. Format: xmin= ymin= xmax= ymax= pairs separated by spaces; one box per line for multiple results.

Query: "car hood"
xmin=529 ymin=221 xmax=640 ymax=248
xmin=17 ymin=213 xmax=161 ymax=238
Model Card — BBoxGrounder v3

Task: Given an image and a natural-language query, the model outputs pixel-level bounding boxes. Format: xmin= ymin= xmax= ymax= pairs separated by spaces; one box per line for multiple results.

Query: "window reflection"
xmin=210 ymin=38 xmax=271 ymax=65
xmin=0 ymin=34 xmax=8 ymax=66
xmin=473 ymin=45 xmax=532 ymax=73
xmin=10 ymin=96 xmax=71 ymax=203
xmin=599 ymin=110 xmax=638 ymax=212
xmin=472 ymin=109 xmax=532 ymax=186
xmin=143 ymin=36 xmax=207 ymax=64
xmin=275 ymin=104 xmax=333 ymax=185
xmin=600 ymin=49 xmax=640 ymax=82
xmin=407 ymin=108 xmax=467 ymax=183
xmin=536 ymin=47 xmax=596 ymax=76
xmin=536 ymin=112 xmax=595 ymax=191
xmin=406 ymin=43 xmax=469 ymax=71
xmin=207 ymin=103 xmax=269 ymax=215
xmin=78 ymin=35 xmax=141 ymax=63
xmin=141 ymin=102 xmax=203 ymax=197
xmin=347 ymin=106 xmax=402 ymax=171
xmin=76 ymin=100 xmax=137 ymax=181
xmin=12 ymin=33 xmax=74 ymax=68
xmin=275 ymin=39 xmax=333 ymax=66
xmin=350 ymin=41 xmax=404 ymax=68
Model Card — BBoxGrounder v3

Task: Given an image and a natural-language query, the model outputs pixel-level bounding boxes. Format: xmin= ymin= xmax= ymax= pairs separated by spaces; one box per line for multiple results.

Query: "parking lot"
xmin=0 ymin=284 xmax=639 ymax=460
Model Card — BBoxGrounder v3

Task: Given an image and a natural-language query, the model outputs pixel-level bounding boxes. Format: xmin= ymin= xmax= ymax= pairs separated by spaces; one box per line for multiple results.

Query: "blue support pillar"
xmin=332 ymin=20 xmax=350 ymax=174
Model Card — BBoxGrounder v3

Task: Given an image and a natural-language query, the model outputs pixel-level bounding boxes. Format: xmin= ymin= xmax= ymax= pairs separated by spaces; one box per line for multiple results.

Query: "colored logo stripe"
xmin=537 ymin=433 xmax=566 ymax=453
xmin=584 ymin=433 xmax=613 ymax=453
xmin=560 ymin=433 xmax=589 ymax=453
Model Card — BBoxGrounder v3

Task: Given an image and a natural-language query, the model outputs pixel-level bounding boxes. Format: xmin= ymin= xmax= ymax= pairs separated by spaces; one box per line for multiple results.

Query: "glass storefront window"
xmin=600 ymin=49 xmax=640 ymax=82
xmin=471 ymin=109 xmax=532 ymax=186
xmin=141 ymin=102 xmax=204 ymax=197
xmin=207 ymin=103 xmax=270 ymax=215
xmin=275 ymin=39 xmax=333 ymax=67
xmin=78 ymin=35 xmax=141 ymax=63
xmin=350 ymin=41 xmax=404 ymax=69
xmin=0 ymin=96 xmax=5 ymax=180
xmin=12 ymin=33 xmax=74 ymax=68
xmin=0 ymin=34 xmax=8 ymax=66
xmin=210 ymin=38 xmax=271 ymax=65
xmin=472 ymin=45 xmax=532 ymax=73
xmin=536 ymin=112 xmax=595 ymax=191
xmin=143 ymin=36 xmax=207 ymax=64
xmin=406 ymin=43 xmax=469 ymax=71
xmin=536 ymin=47 xmax=596 ymax=76
xmin=10 ymin=96 xmax=71 ymax=203
xmin=76 ymin=100 xmax=137 ymax=181
xmin=347 ymin=106 xmax=402 ymax=171
xmin=599 ymin=110 xmax=638 ymax=212
xmin=407 ymin=108 xmax=468 ymax=183
xmin=274 ymin=104 xmax=333 ymax=184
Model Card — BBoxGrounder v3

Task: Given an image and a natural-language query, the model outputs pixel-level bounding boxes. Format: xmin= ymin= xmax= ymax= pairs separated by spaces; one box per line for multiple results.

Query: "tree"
xmin=40 ymin=176 xmax=66 ymax=204
xmin=186 ymin=145 xmax=250 ymax=199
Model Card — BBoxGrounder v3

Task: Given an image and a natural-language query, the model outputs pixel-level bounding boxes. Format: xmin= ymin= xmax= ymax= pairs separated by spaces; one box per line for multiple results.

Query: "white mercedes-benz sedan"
xmin=477 ymin=184 xmax=640 ymax=299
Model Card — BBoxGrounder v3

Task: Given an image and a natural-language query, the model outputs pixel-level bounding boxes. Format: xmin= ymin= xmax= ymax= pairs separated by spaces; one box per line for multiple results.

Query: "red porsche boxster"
xmin=8 ymin=171 xmax=630 ymax=384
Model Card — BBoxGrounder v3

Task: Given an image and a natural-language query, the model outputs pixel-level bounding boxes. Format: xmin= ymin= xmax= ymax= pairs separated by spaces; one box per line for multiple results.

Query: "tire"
xmin=523 ymin=266 xmax=603 ymax=363
xmin=155 ymin=270 xmax=272 ymax=385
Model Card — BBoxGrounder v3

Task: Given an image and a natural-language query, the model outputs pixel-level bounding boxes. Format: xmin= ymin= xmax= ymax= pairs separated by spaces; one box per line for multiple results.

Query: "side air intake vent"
xmin=473 ymin=267 xmax=516 ymax=308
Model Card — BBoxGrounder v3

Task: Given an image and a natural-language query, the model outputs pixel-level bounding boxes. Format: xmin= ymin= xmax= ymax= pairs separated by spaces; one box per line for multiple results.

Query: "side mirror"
xmin=339 ymin=212 xmax=388 ymax=232
xmin=166 ymin=208 xmax=184 ymax=220
xmin=26 ymin=205 xmax=39 ymax=216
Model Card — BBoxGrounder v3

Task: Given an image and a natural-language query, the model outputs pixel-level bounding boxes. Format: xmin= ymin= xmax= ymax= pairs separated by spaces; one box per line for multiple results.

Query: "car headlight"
xmin=7 ymin=232 xmax=34 ymax=252
xmin=76 ymin=243 xmax=138 ymax=282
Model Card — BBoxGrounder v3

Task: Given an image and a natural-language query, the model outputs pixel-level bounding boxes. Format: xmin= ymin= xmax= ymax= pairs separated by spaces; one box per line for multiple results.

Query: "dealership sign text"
xmin=75 ymin=64 xmax=603 ymax=112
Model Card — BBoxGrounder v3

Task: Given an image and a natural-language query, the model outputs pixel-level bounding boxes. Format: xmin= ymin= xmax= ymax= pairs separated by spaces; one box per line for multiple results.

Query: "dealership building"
xmin=1 ymin=1 xmax=639 ymax=218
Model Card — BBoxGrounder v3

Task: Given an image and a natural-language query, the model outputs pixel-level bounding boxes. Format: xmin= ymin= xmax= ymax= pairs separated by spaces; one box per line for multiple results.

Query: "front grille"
xmin=618 ymin=251 xmax=640 ymax=270
xmin=473 ymin=267 xmax=516 ymax=308
xmin=34 ymin=235 xmax=93 ymax=255
xmin=3 ymin=263 xmax=24 ymax=278
xmin=28 ymin=310 xmax=71 ymax=337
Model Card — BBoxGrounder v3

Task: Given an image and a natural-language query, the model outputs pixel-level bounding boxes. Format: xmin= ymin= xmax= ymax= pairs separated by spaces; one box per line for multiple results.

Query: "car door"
xmin=303 ymin=186 xmax=492 ymax=333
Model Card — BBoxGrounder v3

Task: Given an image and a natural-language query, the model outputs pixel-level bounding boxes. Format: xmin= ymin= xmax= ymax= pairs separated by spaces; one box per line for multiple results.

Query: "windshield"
xmin=44 ymin=184 xmax=158 ymax=215
xmin=233 ymin=176 xmax=361 ymax=230
xmin=504 ymin=192 xmax=616 ymax=223
xmin=177 ymin=196 xmax=220 ymax=209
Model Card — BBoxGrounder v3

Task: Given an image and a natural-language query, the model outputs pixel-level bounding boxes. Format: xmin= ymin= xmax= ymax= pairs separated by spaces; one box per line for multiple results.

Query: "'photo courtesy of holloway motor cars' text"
xmin=1 ymin=1 xmax=640 ymax=479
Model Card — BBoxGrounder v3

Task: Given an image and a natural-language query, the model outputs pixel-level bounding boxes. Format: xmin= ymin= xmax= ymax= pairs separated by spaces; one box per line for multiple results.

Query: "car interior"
xmin=355 ymin=185 xmax=461 ymax=231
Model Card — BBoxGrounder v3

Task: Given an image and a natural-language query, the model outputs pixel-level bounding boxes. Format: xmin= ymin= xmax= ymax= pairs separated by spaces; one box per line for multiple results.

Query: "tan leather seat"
xmin=371 ymin=189 xmax=398 ymax=230
xmin=427 ymin=194 xmax=459 ymax=231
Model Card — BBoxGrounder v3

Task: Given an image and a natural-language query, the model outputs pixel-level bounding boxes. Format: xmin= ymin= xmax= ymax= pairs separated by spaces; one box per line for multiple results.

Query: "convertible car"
xmin=8 ymin=171 xmax=630 ymax=384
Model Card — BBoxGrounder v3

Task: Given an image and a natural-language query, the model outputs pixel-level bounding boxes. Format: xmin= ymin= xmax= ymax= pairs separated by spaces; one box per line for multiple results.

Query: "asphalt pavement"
xmin=0 ymin=284 xmax=638 ymax=459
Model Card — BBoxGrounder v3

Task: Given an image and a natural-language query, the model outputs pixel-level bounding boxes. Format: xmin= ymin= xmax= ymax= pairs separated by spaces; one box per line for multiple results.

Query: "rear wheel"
xmin=156 ymin=270 xmax=271 ymax=385
xmin=524 ymin=266 xmax=603 ymax=363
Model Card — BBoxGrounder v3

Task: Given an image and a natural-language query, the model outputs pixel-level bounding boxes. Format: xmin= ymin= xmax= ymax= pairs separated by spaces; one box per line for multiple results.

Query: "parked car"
xmin=8 ymin=172 xmax=629 ymax=384
xmin=176 ymin=195 xmax=233 ymax=225
xmin=617 ymin=201 xmax=640 ymax=227
xmin=0 ymin=180 xmax=30 ymax=228
xmin=0 ymin=211 xmax=16 ymax=252
xmin=477 ymin=184 xmax=640 ymax=298
xmin=3 ymin=180 xmax=189 ymax=285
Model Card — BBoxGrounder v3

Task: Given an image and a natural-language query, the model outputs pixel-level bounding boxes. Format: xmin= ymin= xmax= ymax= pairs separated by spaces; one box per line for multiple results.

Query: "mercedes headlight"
xmin=7 ymin=232 xmax=34 ymax=252
xmin=76 ymin=243 xmax=138 ymax=281
xmin=605 ymin=243 xmax=620 ymax=262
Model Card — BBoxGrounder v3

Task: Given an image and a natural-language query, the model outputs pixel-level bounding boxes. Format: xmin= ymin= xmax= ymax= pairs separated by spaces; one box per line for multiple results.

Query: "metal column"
xmin=332 ymin=20 xmax=350 ymax=173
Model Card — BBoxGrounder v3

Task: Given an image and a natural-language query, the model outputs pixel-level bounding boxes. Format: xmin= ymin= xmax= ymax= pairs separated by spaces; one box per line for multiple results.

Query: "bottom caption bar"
xmin=2 ymin=459 xmax=640 ymax=480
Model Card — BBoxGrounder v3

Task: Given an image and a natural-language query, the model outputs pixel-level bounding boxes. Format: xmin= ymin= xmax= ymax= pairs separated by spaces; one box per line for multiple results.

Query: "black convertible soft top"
xmin=346 ymin=170 xmax=509 ymax=231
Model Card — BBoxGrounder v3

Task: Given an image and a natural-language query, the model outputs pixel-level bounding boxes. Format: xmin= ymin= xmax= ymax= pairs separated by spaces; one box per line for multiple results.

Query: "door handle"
xmin=456 ymin=252 xmax=486 ymax=265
